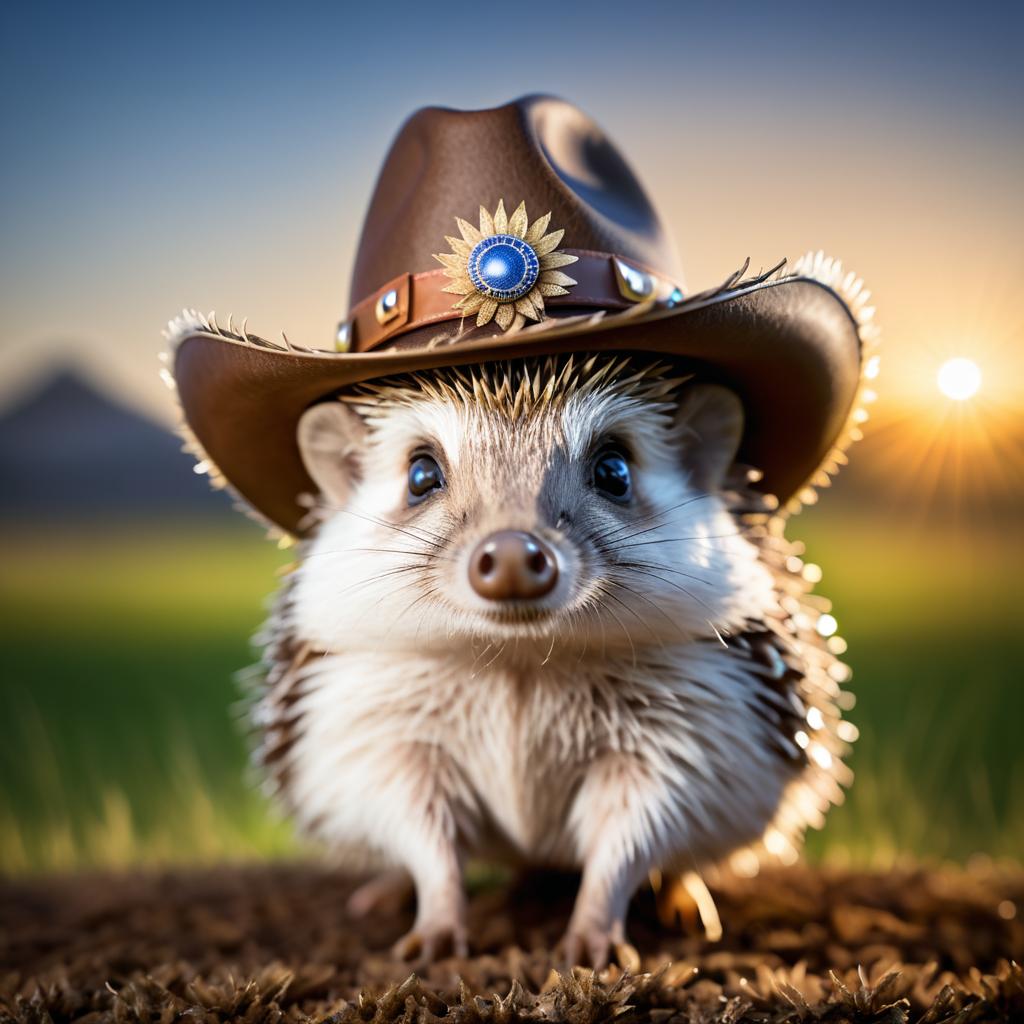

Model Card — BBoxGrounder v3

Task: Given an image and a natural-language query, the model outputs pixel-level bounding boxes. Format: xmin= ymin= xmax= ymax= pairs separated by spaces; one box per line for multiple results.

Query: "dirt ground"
xmin=2 ymin=861 xmax=1022 ymax=1023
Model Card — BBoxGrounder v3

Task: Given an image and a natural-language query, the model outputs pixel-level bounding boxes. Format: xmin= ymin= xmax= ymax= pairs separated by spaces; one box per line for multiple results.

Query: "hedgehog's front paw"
xmin=558 ymin=919 xmax=639 ymax=972
xmin=392 ymin=918 xmax=469 ymax=964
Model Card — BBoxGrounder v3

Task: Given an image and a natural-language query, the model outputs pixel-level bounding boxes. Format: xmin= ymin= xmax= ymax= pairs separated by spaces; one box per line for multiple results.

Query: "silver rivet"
xmin=335 ymin=321 xmax=350 ymax=352
xmin=613 ymin=258 xmax=655 ymax=302
xmin=375 ymin=288 xmax=401 ymax=325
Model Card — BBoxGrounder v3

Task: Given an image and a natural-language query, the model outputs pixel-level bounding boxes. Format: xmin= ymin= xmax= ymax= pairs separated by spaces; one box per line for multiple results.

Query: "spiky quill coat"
xmin=163 ymin=253 xmax=876 ymax=952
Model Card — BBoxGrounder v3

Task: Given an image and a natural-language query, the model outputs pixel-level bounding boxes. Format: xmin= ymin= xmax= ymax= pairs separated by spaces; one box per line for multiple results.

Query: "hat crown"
xmin=348 ymin=95 xmax=683 ymax=311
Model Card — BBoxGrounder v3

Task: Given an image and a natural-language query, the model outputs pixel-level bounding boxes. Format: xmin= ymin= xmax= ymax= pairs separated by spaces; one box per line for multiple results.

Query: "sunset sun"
xmin=937 ymin=357 xmax=982 ymax=401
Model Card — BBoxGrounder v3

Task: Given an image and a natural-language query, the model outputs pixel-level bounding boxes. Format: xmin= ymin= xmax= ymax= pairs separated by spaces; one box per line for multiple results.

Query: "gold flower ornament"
xmin=433 ymin=200 xmax=578 ymax=332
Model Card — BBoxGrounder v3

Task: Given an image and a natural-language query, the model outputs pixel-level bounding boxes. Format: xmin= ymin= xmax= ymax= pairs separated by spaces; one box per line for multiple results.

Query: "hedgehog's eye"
xmin=408 ymin=453 xmax=445 ymax=504
xmin=593 ymin=449 xmax=632 ymax=502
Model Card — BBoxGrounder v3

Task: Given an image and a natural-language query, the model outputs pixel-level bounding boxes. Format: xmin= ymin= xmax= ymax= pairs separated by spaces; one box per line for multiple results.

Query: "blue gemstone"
xmin=467 ymin=234 xmax=539 ymax=302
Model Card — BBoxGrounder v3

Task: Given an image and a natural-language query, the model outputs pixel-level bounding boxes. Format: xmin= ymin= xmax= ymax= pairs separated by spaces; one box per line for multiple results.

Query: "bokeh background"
xmin=1 ymin=1 xmax=1021 ymax=874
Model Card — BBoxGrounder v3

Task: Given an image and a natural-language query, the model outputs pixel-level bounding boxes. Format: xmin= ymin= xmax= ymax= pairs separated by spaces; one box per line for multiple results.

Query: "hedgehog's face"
xmin=292 ymin=358 xmax=776 ymax=658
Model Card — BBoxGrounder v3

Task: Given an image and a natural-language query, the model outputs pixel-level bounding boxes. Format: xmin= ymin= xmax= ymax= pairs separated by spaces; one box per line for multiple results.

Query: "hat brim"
xmin=169 ymin=258 xmax=874 ymax=537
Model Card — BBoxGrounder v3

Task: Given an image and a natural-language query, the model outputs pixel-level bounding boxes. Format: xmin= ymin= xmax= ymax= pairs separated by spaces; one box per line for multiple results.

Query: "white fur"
xmin=293 ymin=376 xmax=775 ymax=654
xmin=273 ymin=360 xmax=810 ymax=956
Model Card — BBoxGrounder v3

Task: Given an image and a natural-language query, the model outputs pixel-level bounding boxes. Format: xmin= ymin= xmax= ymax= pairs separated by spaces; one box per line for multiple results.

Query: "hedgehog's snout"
xmin=468 ymin=530 xmax=559 ymax=601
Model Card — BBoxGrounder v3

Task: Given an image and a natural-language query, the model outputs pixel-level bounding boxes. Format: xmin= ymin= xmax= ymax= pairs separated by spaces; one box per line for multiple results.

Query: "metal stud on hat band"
xmin=375 ymin=288 xmax=400 ymax=326
xmin=613 ymin=257 xmax=656 ymax=302
xmin=335 ymin=321 xmax=351 ymax=352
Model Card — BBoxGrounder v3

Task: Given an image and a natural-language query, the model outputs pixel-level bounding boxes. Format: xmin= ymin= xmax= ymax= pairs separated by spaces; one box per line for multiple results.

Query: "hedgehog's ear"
xmin=297 ymin=400 xmax=366 ymax=509
xmin=673 ymin=384 xmax=744 ymax=491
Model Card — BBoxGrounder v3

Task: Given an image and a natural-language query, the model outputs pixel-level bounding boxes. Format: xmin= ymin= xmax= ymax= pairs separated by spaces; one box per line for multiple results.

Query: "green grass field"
xmin=1 ymin=513 xmax=1020 ymax=874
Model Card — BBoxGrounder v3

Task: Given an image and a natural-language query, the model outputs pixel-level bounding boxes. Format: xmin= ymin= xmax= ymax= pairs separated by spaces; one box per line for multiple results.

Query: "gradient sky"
xmin=2 ymin=0 xmax=1022 ymax=424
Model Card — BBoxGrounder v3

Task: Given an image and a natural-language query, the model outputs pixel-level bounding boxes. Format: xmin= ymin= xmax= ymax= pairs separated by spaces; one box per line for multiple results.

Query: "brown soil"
xmin=1 ymin=861 xmax=1022 ymax=1023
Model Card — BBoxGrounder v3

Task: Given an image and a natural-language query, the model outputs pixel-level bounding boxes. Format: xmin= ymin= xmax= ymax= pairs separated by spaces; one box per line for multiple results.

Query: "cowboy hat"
xmin=167 ymin=95 xmax=877 ymax=537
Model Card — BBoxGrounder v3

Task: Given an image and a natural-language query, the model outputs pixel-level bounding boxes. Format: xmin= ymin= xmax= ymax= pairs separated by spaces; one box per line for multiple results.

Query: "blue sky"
xmin=1 ymin=0 xmax=1021 ymax=417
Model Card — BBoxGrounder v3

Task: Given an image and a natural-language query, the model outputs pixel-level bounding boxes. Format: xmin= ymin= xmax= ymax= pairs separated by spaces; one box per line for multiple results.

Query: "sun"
xmin=434 ymin=200 xmax=578 ymax=332
xmin=937 ymin=358 xmax=982 ymax=401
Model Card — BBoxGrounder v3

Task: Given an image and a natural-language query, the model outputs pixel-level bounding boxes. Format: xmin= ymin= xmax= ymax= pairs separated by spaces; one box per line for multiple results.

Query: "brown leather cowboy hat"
xmin=167 ymin=95 xmax=877 ymax=537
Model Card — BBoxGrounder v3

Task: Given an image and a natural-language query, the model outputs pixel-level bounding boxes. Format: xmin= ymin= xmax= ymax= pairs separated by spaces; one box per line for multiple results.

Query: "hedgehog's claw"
xmin=392 ymin=919 xmax=469 ymax=964
xmin=558 ymin=920 xmax=638 ymax=972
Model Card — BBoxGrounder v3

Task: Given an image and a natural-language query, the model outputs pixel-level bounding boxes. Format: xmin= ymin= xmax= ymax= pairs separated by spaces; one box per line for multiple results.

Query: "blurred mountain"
xmin=0 ymin=368 xmax=235 ymax=522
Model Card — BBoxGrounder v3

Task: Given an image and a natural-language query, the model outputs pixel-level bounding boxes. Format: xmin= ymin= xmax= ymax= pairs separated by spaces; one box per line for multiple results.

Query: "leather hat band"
xmin=343 ymin=249 xmax=683 ymax=353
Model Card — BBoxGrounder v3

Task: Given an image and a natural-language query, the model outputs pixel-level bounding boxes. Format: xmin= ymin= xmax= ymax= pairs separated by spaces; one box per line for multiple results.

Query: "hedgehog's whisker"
xmin=340 ymin=568 xmax=424 ymax=604
xmin=599 ymin=494 xmax=712 ymax=541
xmin=604 ymin=578 xmax=682 ymax=648
xmin=470 ymin=642 xmax=495 ymax=672
xmin=382 ymin=582 xmax=441 ymax=642
xmin=540 ymin=627 xmax=558 ymax=666
xmin=334 ymin=575 xmax=424 ymax=635
xmin=574 ymin=607 xmax=592 ymax=664
xmin=593 ymin=584 xmax=639 ymax=670
xmin=306 ymin=545 xmax=452 ymax=563
xmin=613 ymin=558 xmax=715 ymax=588
xmin=475 ymin=640 xmax=508 ymax=674
xmin=412 ymin=591 xmax=438 ymax=649
xmin=594 ymin=494 xmax=717 ymax=546
xmin=329 ymin=562 xmax=428 ymax=600
xmin=361 ymin=577 xmax=425 ymax=624
xmin=323 ymin=504 xmax=448 ymax=548
xmin=613 ymin=563 xmax=728 ymax=637
xmin=611 ymin=529 xmax=750 ymax=550
xmin=324 ymin=565 xmax=431 ymax=640
xmin=594 ymin=510 xmax=710 ymax=550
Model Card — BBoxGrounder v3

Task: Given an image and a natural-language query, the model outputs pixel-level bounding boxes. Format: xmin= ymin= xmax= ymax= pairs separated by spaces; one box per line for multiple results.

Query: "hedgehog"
xmin=250 ymin=352 xmax=855 ymax=968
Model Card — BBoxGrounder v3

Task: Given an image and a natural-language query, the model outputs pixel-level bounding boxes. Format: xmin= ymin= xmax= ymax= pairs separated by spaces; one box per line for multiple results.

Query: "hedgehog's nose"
xmin=469 ymin=530 xmax=558 ymax=601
